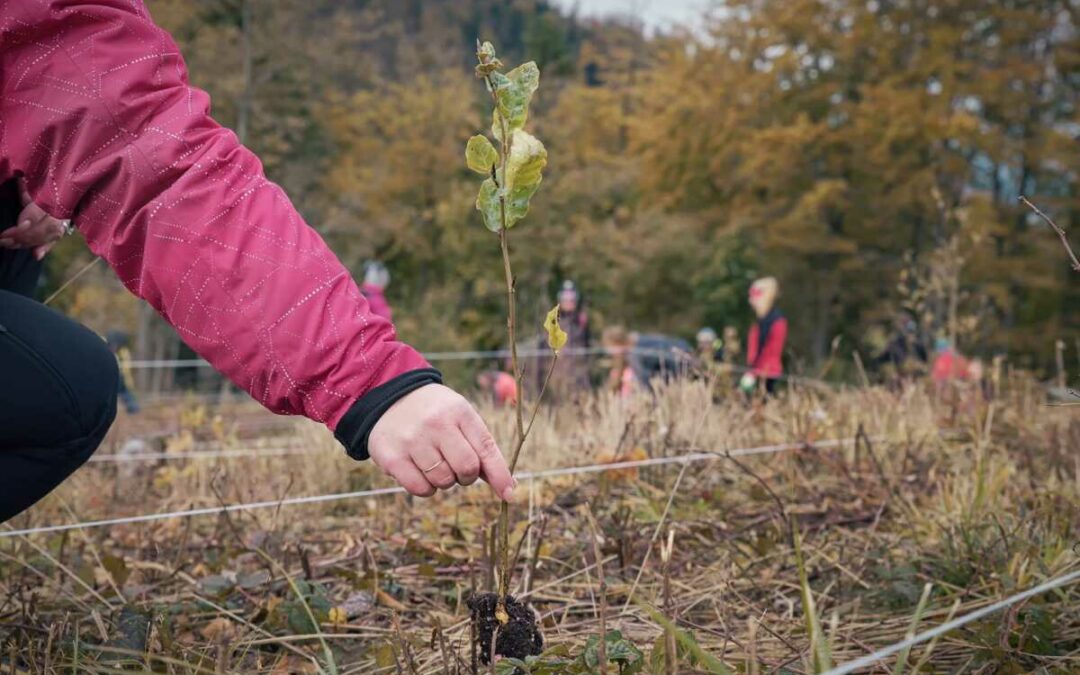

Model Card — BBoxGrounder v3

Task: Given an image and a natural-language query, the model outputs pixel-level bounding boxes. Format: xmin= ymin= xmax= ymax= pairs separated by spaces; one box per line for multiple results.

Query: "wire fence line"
xmin=91 ymin=436 xmax=607 ymax=464
xmin=124 ymin=346 xmax=828 ymax=384
xmin=89 ymin=446 xmax=307 ymax=463
xmin=1 ymin=438 xmax=848 ymax=538
xmin=823 ymin=568 xmax=1080 ymax=674
xmin=126 ymin=346 xmax=613 ymax=369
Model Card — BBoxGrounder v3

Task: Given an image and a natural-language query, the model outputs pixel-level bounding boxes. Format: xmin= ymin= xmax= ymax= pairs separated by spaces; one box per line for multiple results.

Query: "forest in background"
xmin=45 ymin=0 xmax=1079 ymax=382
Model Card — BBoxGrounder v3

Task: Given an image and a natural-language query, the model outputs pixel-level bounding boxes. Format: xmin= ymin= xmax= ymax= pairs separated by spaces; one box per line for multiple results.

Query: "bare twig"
xmin=1019 ymin=196 xmax=1080 ymax=272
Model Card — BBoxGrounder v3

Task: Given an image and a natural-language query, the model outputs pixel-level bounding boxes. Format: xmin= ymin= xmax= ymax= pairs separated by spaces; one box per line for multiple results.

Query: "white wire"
xmin=824 ymin=568 xmax=1080 ymax=675
xmin=127 ymin=346 xmax=615 ymax=369
xmin=89 ymin=446 xmax=306 ymax=463
xmin=0 ymin=438 xmax=844 ymax=538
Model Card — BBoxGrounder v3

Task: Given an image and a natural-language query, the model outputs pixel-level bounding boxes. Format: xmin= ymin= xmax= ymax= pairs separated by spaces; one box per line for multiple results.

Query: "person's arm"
xmin=0 ymin=1 xmax=512 ymax=499
xmin=746 ymin=324 xmax=760 ymax=367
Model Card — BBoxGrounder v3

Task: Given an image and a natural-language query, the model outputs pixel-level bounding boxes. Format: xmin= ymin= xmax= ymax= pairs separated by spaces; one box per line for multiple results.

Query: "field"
xmin=0 ymin=375 xmax=1076 ymax=674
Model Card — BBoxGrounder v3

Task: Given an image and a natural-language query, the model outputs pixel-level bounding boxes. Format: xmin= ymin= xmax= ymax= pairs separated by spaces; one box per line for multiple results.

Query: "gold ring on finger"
xmin=421 ymin=459 xmax=445 ymax=473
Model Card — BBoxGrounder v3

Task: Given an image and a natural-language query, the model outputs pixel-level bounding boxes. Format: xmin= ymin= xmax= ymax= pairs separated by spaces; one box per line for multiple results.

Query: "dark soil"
xmin=467 ymin=592 xmax=543 ymax=664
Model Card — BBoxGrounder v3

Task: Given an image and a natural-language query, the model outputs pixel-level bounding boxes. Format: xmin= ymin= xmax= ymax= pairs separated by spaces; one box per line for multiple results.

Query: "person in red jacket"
xmin=0 ymin=1 xmax=513 ymax=522
xmin=361 ymin=261 xmax=394 ymax=322
xmin=741 ymin=277 xmax=787 ymax=396
xmin=476 ymin=370 xmax=518 ymax=408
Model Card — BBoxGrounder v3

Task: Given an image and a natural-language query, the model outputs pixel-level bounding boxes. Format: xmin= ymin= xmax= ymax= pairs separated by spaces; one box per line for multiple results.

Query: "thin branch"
xmin=513 ymin=354 xmax=559 ymax=472
xmin=1019 ymin=196 xmax=1080 ymax=272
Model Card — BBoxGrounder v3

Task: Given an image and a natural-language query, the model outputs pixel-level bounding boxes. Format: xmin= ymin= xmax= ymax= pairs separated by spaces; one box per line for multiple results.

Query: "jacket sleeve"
xmin=0 ymin=1 xmax=435 ymax=456
xmin=745 ymin=324 xmax=760 ymax=368
xmin=754 ymin=318 xmax=787 ymax=377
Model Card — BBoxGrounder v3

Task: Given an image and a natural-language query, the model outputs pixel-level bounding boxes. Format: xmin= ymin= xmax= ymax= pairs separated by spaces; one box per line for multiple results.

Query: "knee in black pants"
xmin=0 ymin=290 xmax=120 ymax=521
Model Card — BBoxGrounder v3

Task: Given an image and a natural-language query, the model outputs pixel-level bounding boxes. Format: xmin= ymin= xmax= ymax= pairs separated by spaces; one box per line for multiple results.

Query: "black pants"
xmin=0 ymin=179 xmax=118 ymax=522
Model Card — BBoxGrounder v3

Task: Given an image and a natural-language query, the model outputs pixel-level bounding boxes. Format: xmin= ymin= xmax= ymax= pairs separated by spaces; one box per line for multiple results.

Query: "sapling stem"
xmin=472 ymin=41 xmax=556 ymax=627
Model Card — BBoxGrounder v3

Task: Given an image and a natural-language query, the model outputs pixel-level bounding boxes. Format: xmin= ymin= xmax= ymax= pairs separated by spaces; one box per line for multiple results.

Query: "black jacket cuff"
xmin=334 ymin=368 xmax=443 ymax=460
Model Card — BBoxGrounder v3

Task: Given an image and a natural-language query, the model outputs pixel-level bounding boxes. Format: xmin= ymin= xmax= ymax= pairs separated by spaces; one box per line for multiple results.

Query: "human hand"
xmin=368 ymin=384 xmax=515 ymax=501
xmin=0 ymin=178 xmax=71 ymax=260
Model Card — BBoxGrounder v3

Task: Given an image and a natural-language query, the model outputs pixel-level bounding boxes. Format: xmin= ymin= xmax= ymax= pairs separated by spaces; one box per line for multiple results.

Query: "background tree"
xmin=45 ymin=0 xmax=1077 ymax=392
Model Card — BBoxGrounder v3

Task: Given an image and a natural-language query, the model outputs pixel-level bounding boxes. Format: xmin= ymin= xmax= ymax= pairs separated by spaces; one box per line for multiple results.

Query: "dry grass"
xmin=1 ymin=375 xmax=1077 ymax=674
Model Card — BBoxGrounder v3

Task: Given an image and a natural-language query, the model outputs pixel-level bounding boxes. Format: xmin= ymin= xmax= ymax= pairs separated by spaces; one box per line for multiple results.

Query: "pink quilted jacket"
xmin=0 ymin=1 xmax=433 ymax=451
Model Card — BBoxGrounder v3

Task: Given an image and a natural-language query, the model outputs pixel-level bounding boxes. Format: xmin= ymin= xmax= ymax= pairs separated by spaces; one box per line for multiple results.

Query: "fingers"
xmin=411 ymin=447 xmax=457 ymax=490
xmin=366 ymin=384 xmax=515 ymax=502
xmin=15 ymin=202 xmax=49 ymax=231
xmin=437 ymin=429 xmax=482 ymax=487
xmin=458 ymin=405 xmax=515 ymax=502
xmin=1 ymin=202 xmax=60 ymax=250
xmin=16 ymin=176 xmax=32 ymax=207
xmin=379 ymin=456 xmax=436 ymax=498
xmin=33 ymin=241 xmax=57 ymax=261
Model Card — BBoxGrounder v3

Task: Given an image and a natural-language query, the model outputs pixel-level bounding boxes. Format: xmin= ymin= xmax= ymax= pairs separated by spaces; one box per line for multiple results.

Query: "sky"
xmin=550 ymin=0 xmax=710 ymax=33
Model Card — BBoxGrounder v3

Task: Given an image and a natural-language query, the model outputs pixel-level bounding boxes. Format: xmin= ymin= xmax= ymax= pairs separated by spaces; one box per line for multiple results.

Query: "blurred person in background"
xmin=539 ymin=280 xmax=591 ymax=399
xmin=696 ymin=327 xmax=724 ymax=365
xmin=873 ymin=312 xmax=928 ymax=387
xmin=361 ymin=261 xmax=393 ymax=322
xmin=931 ymin=337 xmax=970 ymax=384
xmin=476 ymin=369 xmax=518 ymax=408
xmin=722 ymin=326 xmax=742 ymax=366
xmin=741 ymin=277 xmax=787 ymax=396
xmin=601 ymin=326 xmax=636 ymax=398
xmin=0 ymin=1 xmax=514 ymax=522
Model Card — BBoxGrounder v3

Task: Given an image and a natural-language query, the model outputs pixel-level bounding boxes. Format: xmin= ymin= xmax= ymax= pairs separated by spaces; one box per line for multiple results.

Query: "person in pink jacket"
xmin=361 ymin=261 xmax=394 ymax=322
xmin=741 ymin=277 xmax=787 ymax=395
xmin=0 ymin=0 xmax=513 ymax=521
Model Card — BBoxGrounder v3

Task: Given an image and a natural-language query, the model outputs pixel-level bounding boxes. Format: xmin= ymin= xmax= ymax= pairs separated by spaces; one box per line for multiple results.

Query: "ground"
xmin=0 ymin=377 xmax=1077 ymax=673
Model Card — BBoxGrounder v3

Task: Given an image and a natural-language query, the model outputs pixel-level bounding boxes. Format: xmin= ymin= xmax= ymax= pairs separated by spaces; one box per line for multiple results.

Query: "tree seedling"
xmin=464 ymin=39 xmax=564 ymax=664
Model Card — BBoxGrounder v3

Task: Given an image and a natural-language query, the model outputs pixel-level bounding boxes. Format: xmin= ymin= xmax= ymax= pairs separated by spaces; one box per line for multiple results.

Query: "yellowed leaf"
xmin=328 ymin=606 xmax=347 ymax=625
xmin=543 ymin=305 xmax=567 ymax=353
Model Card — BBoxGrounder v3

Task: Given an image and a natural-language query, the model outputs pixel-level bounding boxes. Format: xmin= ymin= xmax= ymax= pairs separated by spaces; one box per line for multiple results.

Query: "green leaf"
xmin=503 ymin=129 xmax=547 ymax=228
xmin=476 ymin=178 xmax=501 ymax=232
xmin=466 ymin=135 xmax=498 ymax=175
xmin=474 ymin=129 xmax=546 ymax=232
xmin=496 ymin=659 xmax=530 ymax=674
xmin=491 ymin=61 xmax=540 ymax=135
xmin=577 ymin=630 xmax=645 ymax=673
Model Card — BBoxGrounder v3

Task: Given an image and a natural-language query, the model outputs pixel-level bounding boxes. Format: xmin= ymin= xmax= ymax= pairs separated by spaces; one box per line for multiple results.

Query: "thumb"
xmin=16 ymin=176 xmax=33 ymax=208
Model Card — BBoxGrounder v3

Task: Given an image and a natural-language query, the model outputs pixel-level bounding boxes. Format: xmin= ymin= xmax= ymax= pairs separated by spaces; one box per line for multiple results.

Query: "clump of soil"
xmin=468 ymin=592 xmax=543 ymax=663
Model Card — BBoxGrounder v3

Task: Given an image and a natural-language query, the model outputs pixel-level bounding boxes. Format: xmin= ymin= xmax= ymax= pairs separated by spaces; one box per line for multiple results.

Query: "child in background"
xmin=742 ymin=277 xmax=788 ymax=395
